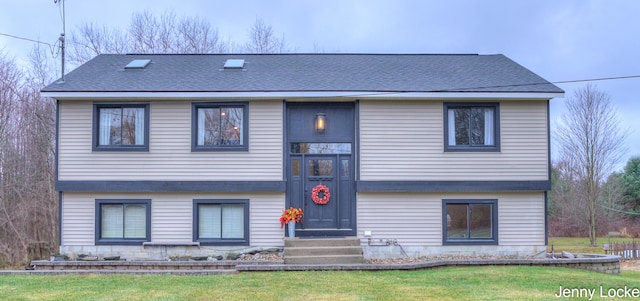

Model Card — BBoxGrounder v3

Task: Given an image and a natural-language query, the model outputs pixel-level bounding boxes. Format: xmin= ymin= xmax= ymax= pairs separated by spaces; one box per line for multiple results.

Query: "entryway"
xmin=286 ymin=102 xmax=356 ymax=237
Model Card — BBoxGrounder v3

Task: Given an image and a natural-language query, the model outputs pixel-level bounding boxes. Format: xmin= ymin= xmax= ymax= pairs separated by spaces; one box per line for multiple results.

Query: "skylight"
xmin=125 ymin=59 xmax=151 ymax=69
xmin=223 ymin=59 xmax=245 ymax=69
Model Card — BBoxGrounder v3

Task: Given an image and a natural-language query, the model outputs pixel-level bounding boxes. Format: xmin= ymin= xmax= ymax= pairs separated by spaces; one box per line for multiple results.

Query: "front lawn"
xmin=1 ymin=266 xmax=639 ymax=300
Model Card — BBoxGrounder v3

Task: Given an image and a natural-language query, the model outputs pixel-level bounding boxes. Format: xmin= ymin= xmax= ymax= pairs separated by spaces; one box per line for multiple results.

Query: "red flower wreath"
xmin=311 ymin=184 xmax=331 ymax=205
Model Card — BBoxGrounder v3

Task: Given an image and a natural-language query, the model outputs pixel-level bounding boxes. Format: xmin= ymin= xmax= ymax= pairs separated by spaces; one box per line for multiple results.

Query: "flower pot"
xmin=288 ymin=221 xmax=296 ymax=237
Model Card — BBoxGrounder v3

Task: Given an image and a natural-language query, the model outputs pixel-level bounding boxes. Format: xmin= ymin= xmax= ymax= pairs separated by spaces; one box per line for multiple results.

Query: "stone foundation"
xmin=362 ymin=244 xmax=547 ymax=259
xmin=59 ymin=245 xmax=281 ymax=261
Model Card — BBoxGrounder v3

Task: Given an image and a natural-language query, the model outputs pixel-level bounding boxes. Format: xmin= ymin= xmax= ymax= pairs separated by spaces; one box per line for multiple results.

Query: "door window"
xmin=309 ymin=159 xmax=332 ymax=176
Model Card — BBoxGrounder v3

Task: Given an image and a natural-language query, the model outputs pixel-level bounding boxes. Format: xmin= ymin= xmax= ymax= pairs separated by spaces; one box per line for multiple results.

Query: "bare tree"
xmin=69 ymin=10 xmax=228 ymax=66
xmin=69 ymin=22 xmax=128 ymax=66
xmin=555 ymin=84 xmax=627 ymax=246
xmin=244 ymin=18 xmax=289 ymax=53
xmin=0 ymin=48 xmax=58 ymax=266
xmin=175 ymin=16 xmax=226 ymax=53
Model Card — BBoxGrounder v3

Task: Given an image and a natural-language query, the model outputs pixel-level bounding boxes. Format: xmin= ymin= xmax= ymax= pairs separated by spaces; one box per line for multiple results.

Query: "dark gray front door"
xmin=286 ymin=103 xmax=356 ymax=237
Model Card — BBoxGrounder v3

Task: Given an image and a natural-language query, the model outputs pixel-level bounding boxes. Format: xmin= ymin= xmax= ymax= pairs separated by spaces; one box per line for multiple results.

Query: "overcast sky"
xmin=1 ymin=0 xmax=639 ymax=171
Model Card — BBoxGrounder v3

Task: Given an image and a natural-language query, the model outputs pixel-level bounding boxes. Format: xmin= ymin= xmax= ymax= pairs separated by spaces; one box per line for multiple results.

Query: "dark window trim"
xmin=443 ymin=102 xmax=500 ymax=152
xmin=356 ymin=180 xmax=550 ymax=192
xmin=92 ymin=103 xmax=150 ymax=152
xmin=192 ymin=199 xmax=250 ymax=246
xmin=56 ymin=180 xmax=286 ymax=192
xmin=442 ymin=199 xmax=498 ymax=245
xmin=191 ymin=102 xmax=249 ymax=152
xmin=95 ymin=199 xmax=151 ymax=245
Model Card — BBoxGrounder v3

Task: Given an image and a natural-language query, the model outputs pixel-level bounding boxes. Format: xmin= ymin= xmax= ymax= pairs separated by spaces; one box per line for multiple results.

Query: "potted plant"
xmin=280 ymin=207 xmax=303 ymax=238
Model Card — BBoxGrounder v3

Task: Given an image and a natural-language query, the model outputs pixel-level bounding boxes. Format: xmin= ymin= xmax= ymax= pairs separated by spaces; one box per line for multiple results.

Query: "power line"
xmin=0 ymin=32 xmax=60 ymax=58
xmin=553 ymin=75 xmax=640 ymax=84
xmin=0 ymin=32 xmax=54 ymax=47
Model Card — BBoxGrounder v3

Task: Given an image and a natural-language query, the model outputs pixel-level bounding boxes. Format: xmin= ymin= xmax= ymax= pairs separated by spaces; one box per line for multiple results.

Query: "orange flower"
xmin=280 ymin=207 xmax=303 ymax=228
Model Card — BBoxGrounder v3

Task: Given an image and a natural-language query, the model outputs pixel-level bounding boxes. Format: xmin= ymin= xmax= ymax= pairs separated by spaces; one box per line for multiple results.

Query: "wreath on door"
xmin=311 ymin=184 xmax=331 ymax=205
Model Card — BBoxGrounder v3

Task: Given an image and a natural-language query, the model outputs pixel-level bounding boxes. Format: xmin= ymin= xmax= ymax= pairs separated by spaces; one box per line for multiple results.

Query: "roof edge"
xmin=41 ymin=91 xmax=564 ymax=100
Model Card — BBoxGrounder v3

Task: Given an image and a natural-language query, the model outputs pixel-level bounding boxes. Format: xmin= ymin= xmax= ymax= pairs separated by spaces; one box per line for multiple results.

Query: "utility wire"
xmin=553 ymin=75 xmax=640 ymax=84
xmin=0 ymin=32 xmax=59 ymax=58
xmin=600 ymin=204 xmax=640 ymax=216
xmin=0 ymin=33 xmax=54 ymax=47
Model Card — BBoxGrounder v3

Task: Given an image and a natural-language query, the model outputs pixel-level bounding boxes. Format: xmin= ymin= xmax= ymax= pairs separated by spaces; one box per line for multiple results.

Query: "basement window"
xmin=193 ymin=199 xmax=249 ymax=246
xmin=125 ymin=59 xmax=151 ymax=69
xmin=95 ymin=199 xmax=151 ymax=245
xmin=442 ymin=199 xmax=498 ymax=245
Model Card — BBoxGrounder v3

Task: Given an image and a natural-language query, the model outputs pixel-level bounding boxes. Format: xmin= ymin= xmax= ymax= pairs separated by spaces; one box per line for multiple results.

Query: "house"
xmin=41 ymin=53 xmax=563 ymax=260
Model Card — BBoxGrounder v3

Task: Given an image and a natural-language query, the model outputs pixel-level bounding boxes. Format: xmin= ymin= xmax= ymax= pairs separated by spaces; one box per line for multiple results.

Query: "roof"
xmin=41 ymin=53 xmax=563 ymax=95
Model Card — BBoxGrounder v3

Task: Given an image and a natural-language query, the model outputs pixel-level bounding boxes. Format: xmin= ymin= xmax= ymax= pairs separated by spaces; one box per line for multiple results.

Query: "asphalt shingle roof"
xmin=42 ymin=53 xmax=563 ymax=94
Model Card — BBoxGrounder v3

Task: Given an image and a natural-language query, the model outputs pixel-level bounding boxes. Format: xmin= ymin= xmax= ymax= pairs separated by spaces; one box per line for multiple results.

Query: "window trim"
xmin=95 ymin=199 xmax=151 ymax=245
xmin=443 ymin=102 xmax=500 ymax=152
xmin=92 ymin=103 xmax=150 ymax=152
xmin=192 ymin=199 xmax=250 ymax=246
xmin=442 ymin=199 xmax=498 ymax=245
xmin=191 ymin=102 xmax=249 ymax=152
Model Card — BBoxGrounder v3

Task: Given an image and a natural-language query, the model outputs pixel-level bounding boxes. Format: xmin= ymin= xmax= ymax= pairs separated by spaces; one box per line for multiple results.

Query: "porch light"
xmin=315 ymin=113 xmax=326 ymax=133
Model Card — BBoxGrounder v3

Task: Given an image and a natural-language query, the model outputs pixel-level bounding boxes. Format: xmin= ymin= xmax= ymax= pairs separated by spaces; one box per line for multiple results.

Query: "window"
xmin=193 ymin=199 xmax=249 ymax=245
xmin=444 ymin=103 xmax=499 ymax=152
xmin=442 ymin=199 xmax=498 ymax=245
xmin=192 ymin=103 xmax=248 ymax=151
xmin=95 ymin=199 xmax=151 ymax=245
xmin=93 ymin=103 xmax=149 ymax=151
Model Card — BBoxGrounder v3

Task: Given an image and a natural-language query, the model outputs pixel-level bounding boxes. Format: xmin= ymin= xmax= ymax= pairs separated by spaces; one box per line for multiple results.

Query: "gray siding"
xmin=61 ymin=192 xmax=284 ymax=247
xmin=359 ymin=100 xmax=548 ymax=181
xmin=357 ymin=192 xmax=545 ymax=246
xmin=58 ymin=100 xmax=283 ymax=181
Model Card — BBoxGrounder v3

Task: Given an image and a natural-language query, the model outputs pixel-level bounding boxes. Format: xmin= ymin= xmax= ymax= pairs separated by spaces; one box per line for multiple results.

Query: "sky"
xmin=1 ymin=0 xmax=639 ymax=171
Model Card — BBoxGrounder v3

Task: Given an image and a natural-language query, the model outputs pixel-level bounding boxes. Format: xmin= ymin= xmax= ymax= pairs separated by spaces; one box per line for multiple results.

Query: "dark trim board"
xmin=356 ymin=180 xmax=551 ymax=192
xmin=56 ymin=181 xmax=286 ymax=192
xmin=58 ymin=191 xmax=62 ymax=246
xmin=544 ymin=191 xmax=549 ymax=246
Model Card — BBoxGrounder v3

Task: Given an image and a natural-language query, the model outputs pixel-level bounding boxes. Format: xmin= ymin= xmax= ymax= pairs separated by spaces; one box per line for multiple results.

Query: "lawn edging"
xmin=237 ymin=254 xmax=621 ymax=274
xmin=7 ymin=253 xmax=620 ymax=275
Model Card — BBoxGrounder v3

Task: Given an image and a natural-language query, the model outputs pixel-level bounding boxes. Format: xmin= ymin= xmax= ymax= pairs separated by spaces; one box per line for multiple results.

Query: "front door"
xmin=286 ymin=103 xmax=356 ymax=237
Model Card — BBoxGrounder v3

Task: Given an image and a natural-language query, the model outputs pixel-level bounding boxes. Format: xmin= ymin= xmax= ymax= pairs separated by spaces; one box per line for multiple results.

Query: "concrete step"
xmin=283 ymin=237 xmax=364 ymax=264
xmin=284 ymin=237 xmax=361 ymax=248
xmin=284 ymin=246 xmax=363 ymax=257
xmin=284 ymin=255 xmax=364 ymax=265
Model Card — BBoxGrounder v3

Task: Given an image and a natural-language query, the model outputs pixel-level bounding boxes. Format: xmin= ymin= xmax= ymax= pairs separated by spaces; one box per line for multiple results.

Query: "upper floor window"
xmin=93 ymin=103 xmax=149 ymax=151
xmin=192 ymin=103 xmax=248 ymax=151
xmin=444 ymin=103 xmax=499 ymax=152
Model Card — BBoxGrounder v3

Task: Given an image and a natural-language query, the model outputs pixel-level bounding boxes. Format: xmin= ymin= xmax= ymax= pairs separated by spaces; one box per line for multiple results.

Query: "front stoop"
xmin=284 ymin=237 xmax=364 ymax=264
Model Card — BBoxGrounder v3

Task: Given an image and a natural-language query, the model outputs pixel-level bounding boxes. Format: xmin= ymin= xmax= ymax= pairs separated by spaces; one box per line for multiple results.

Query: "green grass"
xmin=548 ymin=237 xmax=636 ymax=254
xmin=1 ymin=267 xmax=639 ymax=300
